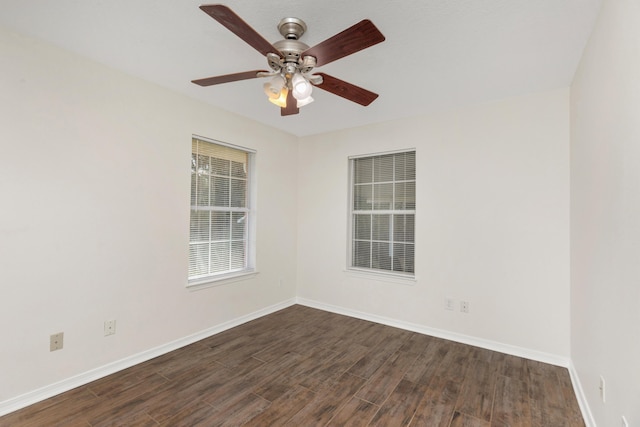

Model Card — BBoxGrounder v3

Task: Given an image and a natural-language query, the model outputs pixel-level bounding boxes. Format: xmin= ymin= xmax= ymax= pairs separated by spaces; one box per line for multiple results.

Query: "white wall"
xmin=297 ymin=89 xmax=571 ymax=359
xmin=570 ymin=0 xmax=640 ymax=425
xmin=0 ymin=28 xmax=298 ymax=403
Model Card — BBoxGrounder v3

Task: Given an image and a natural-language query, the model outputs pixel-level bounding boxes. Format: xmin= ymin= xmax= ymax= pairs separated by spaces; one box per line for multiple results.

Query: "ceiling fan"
xmin=191 ymin=4 xmax=386 ymax=116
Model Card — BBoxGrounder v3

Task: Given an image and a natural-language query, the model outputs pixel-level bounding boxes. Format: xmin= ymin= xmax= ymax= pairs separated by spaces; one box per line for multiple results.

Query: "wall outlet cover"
xmin=50 ymin=332 xmax=64 ymax=351
xmin=460 ymin=301 xmax=470 ymax=313
xmin=104 ymin=320 xmax=116 ymax=336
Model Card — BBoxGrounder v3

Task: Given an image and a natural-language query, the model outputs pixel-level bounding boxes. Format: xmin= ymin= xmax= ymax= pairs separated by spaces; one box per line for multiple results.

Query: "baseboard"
xmin=568 ymin=360 xmax=597 ymax=427
xmin=0 ymin=298 xmax=297 ymax=417
xmin=296 ymin=297 xmax=570 ymax=367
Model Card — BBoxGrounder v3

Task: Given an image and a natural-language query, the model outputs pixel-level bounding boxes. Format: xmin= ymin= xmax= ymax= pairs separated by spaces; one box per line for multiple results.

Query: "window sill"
xmin=187 ymin=270 xmax=258 ymax=291
xmin=344 ymin=268 xmax=416 ymax=285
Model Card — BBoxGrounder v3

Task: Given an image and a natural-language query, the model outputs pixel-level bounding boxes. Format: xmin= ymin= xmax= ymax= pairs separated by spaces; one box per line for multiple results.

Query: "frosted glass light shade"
xmin=268 ymin=87 xmax=288 ymax=107
xmin=296 ymin=96 xmax=314 ymax=108
xmin=292 ymin=73 xmax=312 ymax=100
xmin=264 ymin=75 xmax=285 ymax=99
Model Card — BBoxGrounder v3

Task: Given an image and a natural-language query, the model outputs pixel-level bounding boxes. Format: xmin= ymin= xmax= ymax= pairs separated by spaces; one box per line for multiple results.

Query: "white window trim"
xmin=188 ymin=270 xmax=259 ymax=291
xmin=346 ymin=148 xmax=416 ymax=278
xmin=344 ymin=267 xmax=417 ymax=285
xmin=187 ymin=135 xmax=257 ymax=289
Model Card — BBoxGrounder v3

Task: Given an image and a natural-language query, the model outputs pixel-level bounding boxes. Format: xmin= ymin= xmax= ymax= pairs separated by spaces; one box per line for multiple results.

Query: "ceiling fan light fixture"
xmin=292 ymin=73 xmax=312 ymax=100
xmin=263 ymin=82 xmax=278 ymax=99
xmin=268 ymin=86 xmax=289 ymax=108
xmin=296 ymin=95 xmax=314 ymax=108
xmin=264 ymin=75 xmax=285 ymax=98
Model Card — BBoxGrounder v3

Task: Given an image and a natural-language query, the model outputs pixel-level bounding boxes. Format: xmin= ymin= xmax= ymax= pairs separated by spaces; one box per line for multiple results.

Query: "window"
xmin=189 ymin=137 xmax=255 ymax=284
xmin=349 ymin=150 xmax=415 ymax=276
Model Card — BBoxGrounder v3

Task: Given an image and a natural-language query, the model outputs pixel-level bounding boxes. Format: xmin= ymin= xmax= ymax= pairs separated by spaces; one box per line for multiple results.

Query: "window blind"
xmin=351 ymin=151 xmax=415 ymax=275
xmin=189 ymin=137 xmax=251 ymax=281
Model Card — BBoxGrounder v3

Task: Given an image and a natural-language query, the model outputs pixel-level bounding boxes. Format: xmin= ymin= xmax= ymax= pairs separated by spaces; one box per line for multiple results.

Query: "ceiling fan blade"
xmin=302 ymin=20 xmax=385 ymax=67
xmin=191 ymin=70 xmax=268 ymax=86
xmin=281 ymin=89 xmax=299 ymax=116
xmin=314 ymin=73 xmax=379 ymax=106
xmin=200 ymin=5 xmax=282 ymax=58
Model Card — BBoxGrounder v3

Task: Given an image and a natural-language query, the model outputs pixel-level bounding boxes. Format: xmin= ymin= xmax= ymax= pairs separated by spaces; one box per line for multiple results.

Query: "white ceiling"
xmin=0 ymin=0 xmax=602 ymax=137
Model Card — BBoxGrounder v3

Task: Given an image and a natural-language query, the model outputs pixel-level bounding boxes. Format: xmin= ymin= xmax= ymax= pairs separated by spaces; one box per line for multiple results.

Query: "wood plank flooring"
xmin=0 ymin=305 xmax=585 ymax=426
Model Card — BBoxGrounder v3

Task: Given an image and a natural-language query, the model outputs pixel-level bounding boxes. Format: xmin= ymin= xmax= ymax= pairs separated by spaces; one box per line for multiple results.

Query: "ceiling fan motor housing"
xmin=273 ymin=17 xmax=312 ymax=73
xmin=273 ymin=38 xmax=310 ymax=64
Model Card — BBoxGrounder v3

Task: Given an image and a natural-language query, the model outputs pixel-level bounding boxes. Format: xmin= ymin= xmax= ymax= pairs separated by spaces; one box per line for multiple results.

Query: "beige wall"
xmin=571 ymin=0 xmax=640 ymax=425
xmin=0 ymin=28 xmax=299 ymax=402
xmin=297 ymin=88 xmax=570 ymax=358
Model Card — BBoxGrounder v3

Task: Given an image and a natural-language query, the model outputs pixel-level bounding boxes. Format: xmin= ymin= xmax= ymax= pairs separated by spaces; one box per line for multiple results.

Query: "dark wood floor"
xmin=1 ymin=305 xmax=584 ymax=426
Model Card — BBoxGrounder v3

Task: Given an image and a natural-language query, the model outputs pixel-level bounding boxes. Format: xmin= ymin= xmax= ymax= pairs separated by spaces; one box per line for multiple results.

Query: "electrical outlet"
xmin=104 ymin=320 xmax=116 ymax=336
xmin=460 ymin=301 xmax=470 ymax=313
xmin=445 ymin=297 xmax=455 ymax=311
xmin=599 ymin=375 xmax=606 ymax=403
xmin=50 ymin=332 xmax=64 ymax=351
xmin=621 ymin=416 xmax=628 ymax=427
